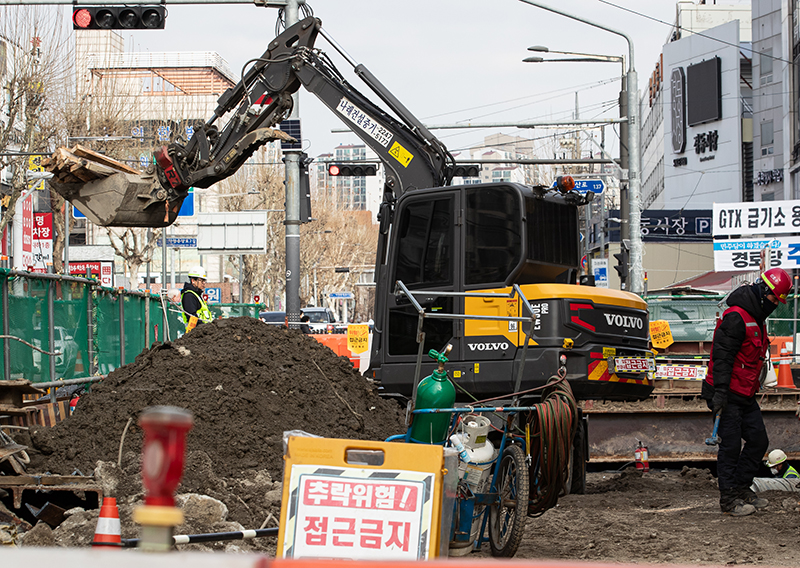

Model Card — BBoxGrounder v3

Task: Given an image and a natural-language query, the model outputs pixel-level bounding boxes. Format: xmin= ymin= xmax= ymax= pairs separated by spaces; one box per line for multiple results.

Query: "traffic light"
xmin=72 ymin=6 xmax=166 ymax=30
xmin=452 ymin=164 xmax=481 ymax=177
xmin=613 ymin=241 xmax=630 ymax=290
xmin=327 ymin=163 xmax=377 ymax=177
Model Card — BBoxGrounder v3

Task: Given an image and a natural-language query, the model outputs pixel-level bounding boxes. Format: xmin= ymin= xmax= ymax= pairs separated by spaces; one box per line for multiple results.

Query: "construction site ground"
xmin=2 ymin=317 xmax=800 ymax=564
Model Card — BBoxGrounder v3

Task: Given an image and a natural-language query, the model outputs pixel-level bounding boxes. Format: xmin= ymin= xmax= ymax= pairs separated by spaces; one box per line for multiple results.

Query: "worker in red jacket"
xmin=702 ymin=267 xmax=792 ymax=516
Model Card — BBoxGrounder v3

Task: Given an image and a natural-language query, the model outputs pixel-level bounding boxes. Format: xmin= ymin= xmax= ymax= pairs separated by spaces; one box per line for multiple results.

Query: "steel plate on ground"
xmin=586 ymin=409 xmax=800 ymax=461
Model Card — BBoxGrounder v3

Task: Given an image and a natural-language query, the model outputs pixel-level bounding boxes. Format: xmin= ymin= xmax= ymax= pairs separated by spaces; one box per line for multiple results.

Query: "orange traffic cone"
xmin=777 ymin=347 xmax=795 ymax=388
xmin=92 ymin=497 xmax=122 ymax=548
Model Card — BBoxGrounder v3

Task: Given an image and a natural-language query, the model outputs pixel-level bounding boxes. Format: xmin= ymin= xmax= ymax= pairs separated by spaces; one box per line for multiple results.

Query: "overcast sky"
xmin=113 ymin=0 xmax=678 ymax=158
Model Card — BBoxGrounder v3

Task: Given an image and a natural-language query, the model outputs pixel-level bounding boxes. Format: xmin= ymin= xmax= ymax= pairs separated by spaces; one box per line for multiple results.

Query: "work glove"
xmin=711 ymin=387 xmax=728 ymax=420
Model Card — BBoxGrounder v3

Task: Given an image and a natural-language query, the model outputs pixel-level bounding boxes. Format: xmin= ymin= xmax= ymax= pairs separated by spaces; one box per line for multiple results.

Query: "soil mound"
xmin=26 ymin=316 xmax=406 ymax=483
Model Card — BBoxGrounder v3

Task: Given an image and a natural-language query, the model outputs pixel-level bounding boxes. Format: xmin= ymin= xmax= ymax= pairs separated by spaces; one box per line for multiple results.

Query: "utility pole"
xmin=618 ymin=74 xmax=629 ymax=244
xmin=283 ymin=0 xmax=302 ymax=328
xmin=520 ymin=0 xmax=644 ymax=295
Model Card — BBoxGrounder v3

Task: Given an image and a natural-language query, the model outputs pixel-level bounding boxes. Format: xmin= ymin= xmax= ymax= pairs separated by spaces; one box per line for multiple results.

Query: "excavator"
xmin=47 ymin=17 xmax=654 ymax=478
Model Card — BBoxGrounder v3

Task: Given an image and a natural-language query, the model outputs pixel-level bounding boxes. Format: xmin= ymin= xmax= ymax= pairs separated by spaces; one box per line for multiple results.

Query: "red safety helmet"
xmin=761 ymin=268 xmax=792 ymax=303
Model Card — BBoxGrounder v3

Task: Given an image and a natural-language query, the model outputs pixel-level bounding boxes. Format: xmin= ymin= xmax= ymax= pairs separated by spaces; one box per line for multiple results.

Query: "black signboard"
xmin=607 ymin=209 xmax=712 ymax=242
xmin=671 ymin=67 xmax=686 ymax=153
xmin=687 ymin=57 xmax=722 ymax=126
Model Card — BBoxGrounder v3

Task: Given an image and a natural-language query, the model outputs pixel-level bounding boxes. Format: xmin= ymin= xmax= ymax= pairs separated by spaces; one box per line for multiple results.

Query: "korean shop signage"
xmin=713 ymin=237 xmax=800 ymax=271
xmin=671 ymin=67 xmax=687 ymax=154
xmin=712 ymin=199 xmax=800 ymax=237
xmin=609 ymin=209 xmax=712 ymax=242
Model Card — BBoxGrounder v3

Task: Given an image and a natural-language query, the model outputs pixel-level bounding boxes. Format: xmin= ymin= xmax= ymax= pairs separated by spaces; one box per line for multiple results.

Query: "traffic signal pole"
xmin=284 ymin=0 xmax=301 ymax=329
xmin=520 ymin=0 xmax=644 ymax=295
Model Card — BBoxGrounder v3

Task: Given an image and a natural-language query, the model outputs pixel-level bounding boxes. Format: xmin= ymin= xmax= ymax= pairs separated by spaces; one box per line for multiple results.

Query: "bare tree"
xmin=105 ymin=227 xmax=163 ymax=283
xmin=73 ymin=50 xmax=237 ymax=285
xmin=300 ymin=191 xmax=378 ymax=321
xmin=0 ymin=7 xmax=72 ymax=269
xmin=214 ymin=146 xmax=286 ymax=307
xmin=214 ymin=147 xmax=379 ymax=315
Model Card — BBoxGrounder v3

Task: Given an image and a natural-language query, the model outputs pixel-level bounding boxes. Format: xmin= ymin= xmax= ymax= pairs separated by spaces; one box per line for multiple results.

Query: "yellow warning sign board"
xmin=28 ymin=155 xmax=44 ymax=191
xmin=650 ymin=320 xmax=674 ymax=349
xmin=388 ymin=141 xmax=414 ymax=167
xmin=347 ymin=324 xmax=370 ymax=354
xmin=278 ymin=436 xmax=445 ymax=559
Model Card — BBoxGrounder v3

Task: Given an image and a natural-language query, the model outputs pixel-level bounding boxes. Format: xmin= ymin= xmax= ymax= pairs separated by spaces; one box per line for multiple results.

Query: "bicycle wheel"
xmin=489 ymin=443 xmax=529 ymax=557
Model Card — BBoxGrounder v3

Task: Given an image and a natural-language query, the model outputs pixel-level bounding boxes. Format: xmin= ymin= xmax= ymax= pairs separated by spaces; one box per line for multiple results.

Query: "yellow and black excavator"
xmin=48 ymin=17 xmax=653 ymax=409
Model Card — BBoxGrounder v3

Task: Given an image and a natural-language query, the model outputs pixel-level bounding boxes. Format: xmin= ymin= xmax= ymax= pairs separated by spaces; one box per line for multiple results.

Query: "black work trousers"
xmin=716 ymin=397 xmax=769 ymax=493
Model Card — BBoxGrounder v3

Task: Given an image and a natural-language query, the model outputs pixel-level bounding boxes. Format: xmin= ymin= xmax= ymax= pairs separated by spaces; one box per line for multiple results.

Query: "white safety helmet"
xmin=188 ymin=266 xmax=207 ymax=280
xmin=765 ymin=449 xmax=788 ymax=467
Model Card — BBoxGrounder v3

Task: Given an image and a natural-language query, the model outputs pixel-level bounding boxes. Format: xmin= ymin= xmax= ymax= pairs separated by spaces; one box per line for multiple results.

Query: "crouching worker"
xmin=751 ymin=449 xmax=800 ymax=493
xmin=181 ymin=266 xmax=213 ymax=332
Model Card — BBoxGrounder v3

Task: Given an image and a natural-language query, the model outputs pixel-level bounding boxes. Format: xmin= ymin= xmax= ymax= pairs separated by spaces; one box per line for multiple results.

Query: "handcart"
xmin=386 ymin=282 xmax=580 ymax=558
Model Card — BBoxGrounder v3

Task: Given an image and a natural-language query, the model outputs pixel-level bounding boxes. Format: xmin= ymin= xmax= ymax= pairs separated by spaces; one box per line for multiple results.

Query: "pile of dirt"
xmin=18 ymin=317 xmax=407 ymax=546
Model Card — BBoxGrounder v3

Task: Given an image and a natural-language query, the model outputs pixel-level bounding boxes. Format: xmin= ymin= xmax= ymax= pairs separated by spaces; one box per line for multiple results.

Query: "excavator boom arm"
xmin=46 ymin=16 xmax=453 ymax=227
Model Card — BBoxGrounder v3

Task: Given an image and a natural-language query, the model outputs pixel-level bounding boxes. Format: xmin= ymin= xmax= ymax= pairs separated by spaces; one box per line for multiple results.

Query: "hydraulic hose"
xmin=526 ymin=376 xmax=578 ymax=516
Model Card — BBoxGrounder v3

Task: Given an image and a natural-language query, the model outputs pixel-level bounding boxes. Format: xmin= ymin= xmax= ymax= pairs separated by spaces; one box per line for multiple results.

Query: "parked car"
xmin=259 ymin=311 xmax=287 ymax=326
xmin=301 ymin=307 xmax=339 ymax=334
xmin=32 ymin=325 xmax=79 ymax=378
xmin=258 ymin=308 xmax=342 ymax=333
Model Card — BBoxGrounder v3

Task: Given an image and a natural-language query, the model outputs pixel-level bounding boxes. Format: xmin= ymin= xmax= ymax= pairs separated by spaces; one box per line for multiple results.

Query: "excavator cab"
xmin=370 ymin=182 xmax=654 ymax=402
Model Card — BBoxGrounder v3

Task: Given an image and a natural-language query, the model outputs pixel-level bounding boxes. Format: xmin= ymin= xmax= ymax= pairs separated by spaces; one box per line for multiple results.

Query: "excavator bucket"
xmin=43 ymin=145 xmax=184 ymax=227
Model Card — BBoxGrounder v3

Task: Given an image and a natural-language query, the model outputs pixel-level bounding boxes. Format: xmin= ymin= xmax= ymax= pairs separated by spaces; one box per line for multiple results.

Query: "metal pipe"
xmin=332 ymin=118 xmax=626 ymax=133
xmin=119 ymin=290 xmax=126 ymax=366
xmin=35 ymin=375 xmax=105 ymax=388
xmin=0 ymin=269 xmax=95 ymax=284
xmin=0 ymin=0 xmax=286 ymax=3
xmin=145 ymin=293 xmax=150 ymax=347
xmin=793 ymin=275 xmax=798 ymax=363
xmin=87 ymin=284 xmax=95 ymax=375
xmin=239 ymin=254 xmax=244 ymax=303
xmin=47 ymin=280 xmax=58 ymax=419
xmin=162 ymin=229 xmax=168 ymax=340
xmin=122 ymin=527 xmax=279 ymax=548
xmin=2 ymin=276 xmax=9 ymax=381
xmin=64 ymin=203 xmax=69 ymax=275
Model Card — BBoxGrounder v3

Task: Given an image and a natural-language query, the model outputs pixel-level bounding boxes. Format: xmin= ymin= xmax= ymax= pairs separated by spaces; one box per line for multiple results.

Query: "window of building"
xmin=761 ymin=48 xmax=774 ymax=77
xmin=0 ymin=41 xmax=6 ymax=77
xmin=761 ymin=120 xmax=774 ymax=155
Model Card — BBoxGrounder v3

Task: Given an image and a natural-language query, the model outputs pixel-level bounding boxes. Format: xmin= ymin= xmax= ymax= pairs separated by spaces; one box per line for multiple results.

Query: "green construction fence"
xmin=0 ymin=269 xmax=265 ymax=383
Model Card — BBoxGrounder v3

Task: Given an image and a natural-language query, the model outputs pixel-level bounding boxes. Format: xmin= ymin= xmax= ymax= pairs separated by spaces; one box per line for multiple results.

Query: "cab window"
xmin=393 ymin=197 xmax=453 ymax=288
xmin=464 ymin=186 xmax=522 ymax=286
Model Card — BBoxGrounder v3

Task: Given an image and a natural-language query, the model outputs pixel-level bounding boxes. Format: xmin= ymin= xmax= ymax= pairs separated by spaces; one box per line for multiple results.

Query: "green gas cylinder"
xmin=409 ymin=348 xmax=456 ymax=444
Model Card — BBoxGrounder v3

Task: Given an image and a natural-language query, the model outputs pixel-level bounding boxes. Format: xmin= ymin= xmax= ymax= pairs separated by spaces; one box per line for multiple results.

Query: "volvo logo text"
xmin=603 ymin=314 xmax=644 ymax=329
xmin=467 ymin=342 xmax=509 ymax=351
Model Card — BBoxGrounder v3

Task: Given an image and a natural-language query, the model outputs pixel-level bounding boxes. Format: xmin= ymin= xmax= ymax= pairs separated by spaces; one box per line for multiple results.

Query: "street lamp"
xmin=519 ymin=0 xmax=644 ymax=295
xmin=524 ymin=46 xmax=624 ymax=263
xmin=524 ymin=47 xmax=625 ymax=77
